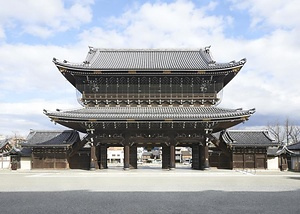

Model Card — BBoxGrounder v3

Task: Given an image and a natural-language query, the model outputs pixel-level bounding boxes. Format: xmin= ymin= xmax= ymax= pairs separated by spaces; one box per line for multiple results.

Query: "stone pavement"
xmin=0 ymin=166 xmax=300 ymax=214
xmin=1 ymin=167 xmax=300 ymax=214
xmin=1 ymin=166 xmax=299 ymax=192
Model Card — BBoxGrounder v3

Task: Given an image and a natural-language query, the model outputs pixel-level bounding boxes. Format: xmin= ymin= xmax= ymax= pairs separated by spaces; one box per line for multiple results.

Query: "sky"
xmin=0 ymin=0 xmax=300 ymax=137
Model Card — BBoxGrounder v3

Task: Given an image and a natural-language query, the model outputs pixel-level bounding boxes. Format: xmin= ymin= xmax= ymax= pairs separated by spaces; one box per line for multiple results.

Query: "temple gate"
xmin=45 ymin=47 xmax=255 ymax=170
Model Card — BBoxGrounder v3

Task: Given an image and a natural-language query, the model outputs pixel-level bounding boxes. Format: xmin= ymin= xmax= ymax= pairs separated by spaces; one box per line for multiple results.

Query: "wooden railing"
xmin=82 ymin=92 xmax=218 ymax=100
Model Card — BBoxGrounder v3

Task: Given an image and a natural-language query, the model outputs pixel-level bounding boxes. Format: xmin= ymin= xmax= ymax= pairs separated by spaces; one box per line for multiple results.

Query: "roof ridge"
xmin=91 ymin=48 xmax=203 ymax=52
xmin=227 ymin=129 xmax=268 ymax=132
xmin=29 ymin=129 xmax=73 ymax=133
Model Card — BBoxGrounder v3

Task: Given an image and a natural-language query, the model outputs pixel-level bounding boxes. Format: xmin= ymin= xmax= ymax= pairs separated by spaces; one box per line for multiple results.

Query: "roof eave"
xmin=53 ymin=61 xmax=245 ymax=73
xmin=232 ymin=144 xmax=279 ymax=147
xmin=22 ymin=144 xmax=72 ymax=148
xmin=46 ymin=114 xmax=252 ymax=123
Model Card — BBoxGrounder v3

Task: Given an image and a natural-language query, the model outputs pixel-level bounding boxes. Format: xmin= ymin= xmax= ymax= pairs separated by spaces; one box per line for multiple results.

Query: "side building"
xmin=287 ymin=142 xmax=300 ymax=171
xmin=21 ymin=130 xmax=88 ymax=169
xmin=0 ymin=139 xmax=14 ymax=169
xmin=0 ymin=139 xmax=21 ymax=170
xmin=211 ymin=130 xmax=278 ymax=169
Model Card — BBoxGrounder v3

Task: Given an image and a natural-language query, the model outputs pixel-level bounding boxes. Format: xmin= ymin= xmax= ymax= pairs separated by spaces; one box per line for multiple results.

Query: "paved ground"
xmin=1 ymin=166 xmax=300 ymax=213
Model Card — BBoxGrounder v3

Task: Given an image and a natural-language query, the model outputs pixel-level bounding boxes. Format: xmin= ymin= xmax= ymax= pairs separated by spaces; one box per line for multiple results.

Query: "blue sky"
xmin=0 ymin=0 xmax=300 ymax=137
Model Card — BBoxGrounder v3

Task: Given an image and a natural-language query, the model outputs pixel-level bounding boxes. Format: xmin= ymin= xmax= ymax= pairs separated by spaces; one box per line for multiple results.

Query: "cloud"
xmin=0 ymin=99 xmax=78 ymax=136
xmin=0 ymin=27 xmax=5 ymax=39
xmin=1 ymin=0 xmax=300 ymax=136
xmin=220 ymin=28 xmax=300 ymax=120
xmin=0 ymin=0 xmax=94 ymax=39
xmin=229 ymin=0 xmax=300 ymax=30
xmin=79 ymin=0 xmax=230 ymax=48
xmin=0 ymin=43 xmax=87 ymax=93
xmin=0 ymin=43 xmax=84 ymax=136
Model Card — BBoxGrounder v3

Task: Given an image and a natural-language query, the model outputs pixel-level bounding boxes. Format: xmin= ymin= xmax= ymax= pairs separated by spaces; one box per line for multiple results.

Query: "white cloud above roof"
xmin=79 ymin=0 xmax=230 ymax=48
xmin=0 ymin=0 xmax=299 ymax=136
xmin=230 ymin=0 xmax=300 ymax=29
xmin=0 ymin=0 xmax=93 ymax=38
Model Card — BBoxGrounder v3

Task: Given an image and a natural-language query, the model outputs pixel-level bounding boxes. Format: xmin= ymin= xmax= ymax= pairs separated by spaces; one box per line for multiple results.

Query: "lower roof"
xmin=288 ymin=142 xmax=300 ymax=150
xmin=22 ymin=130 xmax=80 ymax=148
xmin=45 ymin=106 xmax=255 ymax=122
xmin=220 ymin=130 xmax=278 ymax=147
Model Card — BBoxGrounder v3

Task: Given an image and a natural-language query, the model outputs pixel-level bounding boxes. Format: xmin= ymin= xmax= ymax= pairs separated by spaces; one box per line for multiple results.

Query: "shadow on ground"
xmin=1 ymin=190 xmax=299 ymax=214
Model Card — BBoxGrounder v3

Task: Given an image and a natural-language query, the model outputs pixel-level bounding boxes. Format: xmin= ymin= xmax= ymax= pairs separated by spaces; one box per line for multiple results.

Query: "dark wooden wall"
xmin=32 ymin=148 xmax=69 ymax=169
xmin=68 ymin=149 xmax=90 ymax=170
xmin=209 ymin=152 xmax=231 ymax=169
xmin=232 ymin=147 xmax=267 ymax=169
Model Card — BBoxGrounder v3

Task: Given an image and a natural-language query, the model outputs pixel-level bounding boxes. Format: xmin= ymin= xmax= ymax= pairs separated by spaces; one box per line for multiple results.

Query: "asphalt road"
xmin=1 ymin=167 xmax=300 ymax=214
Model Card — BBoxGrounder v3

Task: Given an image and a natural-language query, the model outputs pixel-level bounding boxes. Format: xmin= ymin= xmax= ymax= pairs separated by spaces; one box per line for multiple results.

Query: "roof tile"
xmin=46 ymin=106 xmax=254 ymax=121
xmin=55 ymin=48 xmax=245 ymax=71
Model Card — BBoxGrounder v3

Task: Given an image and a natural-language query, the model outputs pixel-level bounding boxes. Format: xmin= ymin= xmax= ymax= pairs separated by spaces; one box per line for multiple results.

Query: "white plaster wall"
xmin=267 ymin=157 xmax=279 ymax=170
xmin=20 ymin=157 xmax=31 ymax=170
xmin=107 ymin=150 xmax=124 ymax=163
xmin=0 ymin=156 xmax=10 ymax=169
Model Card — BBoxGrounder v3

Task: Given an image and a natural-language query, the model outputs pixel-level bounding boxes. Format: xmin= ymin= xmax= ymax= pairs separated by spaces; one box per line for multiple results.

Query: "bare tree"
xmin=267 ymin=120 xmax=285 ymax=145
xmin=8 ymin=131 xmax=25 ymax=148
xmin=284 ymin=118 xmax=293 ymax=145
xmin=267 ymin=118 xmax=300 ymax=146
xmin=290 ymin=126 xmax=300 ymax=144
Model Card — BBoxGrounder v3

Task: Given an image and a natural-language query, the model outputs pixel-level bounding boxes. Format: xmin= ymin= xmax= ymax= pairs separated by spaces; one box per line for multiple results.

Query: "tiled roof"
xmin=288 ymin=142 xmax=300 ymax=150
xmin=275 ymin=145 xmax=297 ymax=156
xmin=53 ymin=47 xmax=246 ymax=71
xmin=20 ymin=148 xmax=32 ymax=157
xmin=0 ymin=139 xmax=7 ymax=149
xmin=22 ymin=130 xmax=80 ymax=147
xmin=45 ymin=106 xmax=255 ymax=121
xmin=221 ymin=130 xmax=278 ymax=147
xmin=0 ymin=139 xmax=14 ymax=155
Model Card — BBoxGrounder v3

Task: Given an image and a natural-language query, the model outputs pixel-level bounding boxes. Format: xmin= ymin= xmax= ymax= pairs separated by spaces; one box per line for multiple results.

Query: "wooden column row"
xmin=123 ymin=144 xmax=138 ymax=170
xmin=90 ymin=144 xmax=108 ymax=170
xmin=124 ymin=144 xmax=176 ymax=170
xmin=89 ymin=142 xmax=138 ymax=171
xmin=124 ymin=144 xmax=130 ymax=170
xmin=192 ymin=143 xmax=210 ymax=170
xmin=89 ymin=139 xmax=209 ymax=171
xmin=90 ymin=145 xmax=98 ymax=170
xmin=99 ymin=145 xmax=108 ymax=169
xmin=161 ymin=144 xmax=176 ymax=170
xmin=162 ymin=145 xmax=170 ymax=169
xmin=130 ymin=145 xmax=138 ymax=169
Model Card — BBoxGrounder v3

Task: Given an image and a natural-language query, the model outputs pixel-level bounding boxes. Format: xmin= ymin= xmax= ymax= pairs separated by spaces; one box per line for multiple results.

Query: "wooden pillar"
xmin=90 ymin=144 xmax=98 ymax=170
xmin=130 ymin=144 xmax=137 ymax=169
xmin=192 ymin=144 xmax=201 ymax=170
xmin=170 ymin=144 xmax=176 ymax=170
xmin=201 ymin=143 xmax=210 ymax=170
xmin=124 ymin=144 xmax=130 ymax=170
xmin=162 ymin=145 xmax=170 ymax=169
xmin=99 ymin=145 xmax=107 ymax=169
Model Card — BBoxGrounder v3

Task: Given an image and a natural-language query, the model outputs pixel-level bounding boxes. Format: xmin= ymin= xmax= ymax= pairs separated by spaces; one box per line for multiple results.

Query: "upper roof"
xmin=45 ymin=106 xmax=255 ymax=121
xmin=53 ymin=47 xmax=246 ymax=71
xmin=22 ymin=130 xmax=80 ymax=148
xmin=220 ymin=130 xmax=278 ymax=147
